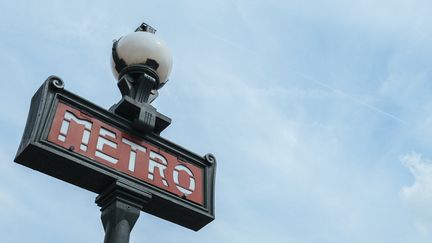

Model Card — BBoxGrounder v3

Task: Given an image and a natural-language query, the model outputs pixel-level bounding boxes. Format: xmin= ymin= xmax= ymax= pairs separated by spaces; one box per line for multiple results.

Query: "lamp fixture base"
xmin=110 ymin=95 xmax=171 ymax=134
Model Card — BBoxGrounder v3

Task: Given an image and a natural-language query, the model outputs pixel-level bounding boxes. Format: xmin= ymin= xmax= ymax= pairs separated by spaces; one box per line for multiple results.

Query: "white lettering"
xmin=173 ymin=165 xmax=195 ymax=196
xmin=58 ymin=111 xmax=92 ymax=152
xmin=122 ymin=138 xmax=147 ymax=172
xmin=148 ymin=151 xmax=169 ymax=187
xmin=95 ymin=128 xmax=118 ymax=164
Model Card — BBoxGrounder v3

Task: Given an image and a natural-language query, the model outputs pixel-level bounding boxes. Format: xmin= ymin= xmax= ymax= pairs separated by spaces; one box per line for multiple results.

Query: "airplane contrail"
xmin=191 ymin=23 xmax=408 ymax=125
xmin=294 ymin=71 xmax=409 ymax=125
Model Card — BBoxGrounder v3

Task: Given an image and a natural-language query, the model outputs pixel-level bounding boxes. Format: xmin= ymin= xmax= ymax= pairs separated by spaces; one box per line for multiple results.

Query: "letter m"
xmin=57 ymin=110 xmax=92 ymax=152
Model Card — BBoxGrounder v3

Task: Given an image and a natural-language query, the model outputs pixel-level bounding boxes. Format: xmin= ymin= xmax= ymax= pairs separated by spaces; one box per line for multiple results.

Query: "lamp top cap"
xmin=135 ymin=23 xmax=157 ymax=34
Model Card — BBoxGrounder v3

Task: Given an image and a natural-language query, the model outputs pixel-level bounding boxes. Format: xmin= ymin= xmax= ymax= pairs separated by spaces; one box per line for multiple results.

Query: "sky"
xmin=1 ymin=0 xmax=432 ymax=242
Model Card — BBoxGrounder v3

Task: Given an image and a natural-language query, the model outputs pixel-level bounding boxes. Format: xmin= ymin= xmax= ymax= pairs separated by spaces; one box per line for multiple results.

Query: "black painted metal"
xmin=96 ymin=181 xmax=151 ymax=243
xmin=112 ymin=39 xmax=127 ymax=75
xmin=101 ymin=201 xmax=139 ymax=243
xmin=15 ymin=76 xmax=216 ymax=231
xmin=135 ymin=23 xmax=156 ymax=34
xmin=110 ymin=66 xmax=164 ymax=133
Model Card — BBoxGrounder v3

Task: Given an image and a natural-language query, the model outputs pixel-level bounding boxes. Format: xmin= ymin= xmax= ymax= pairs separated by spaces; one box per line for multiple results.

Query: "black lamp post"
xmin=100 ymin=23 xmax=173 ymax=243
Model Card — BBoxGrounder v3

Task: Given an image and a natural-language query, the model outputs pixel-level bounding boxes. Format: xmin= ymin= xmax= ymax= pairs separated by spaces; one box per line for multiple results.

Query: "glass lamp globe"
xmin=111 ymin=31 xmax=173 ymax=88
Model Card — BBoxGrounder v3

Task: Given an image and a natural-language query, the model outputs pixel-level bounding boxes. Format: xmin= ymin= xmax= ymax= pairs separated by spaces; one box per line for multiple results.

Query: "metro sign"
xmin=48 ymin=102 xmax=204 ymax=205
xmin=15 ymin=78 xmax=216 ymax=230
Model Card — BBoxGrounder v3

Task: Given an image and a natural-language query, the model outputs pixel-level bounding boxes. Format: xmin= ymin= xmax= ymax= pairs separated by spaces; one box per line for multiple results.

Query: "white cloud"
xmin=401 ymin=152 xmax=432 ymax=204
xmin=401 ymin=152 xmax=432 ymax=235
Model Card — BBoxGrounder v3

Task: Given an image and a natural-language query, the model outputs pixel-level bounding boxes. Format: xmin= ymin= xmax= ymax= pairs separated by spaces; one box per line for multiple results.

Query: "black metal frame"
xmin=15 ymin=76 xmax=216 ymax=231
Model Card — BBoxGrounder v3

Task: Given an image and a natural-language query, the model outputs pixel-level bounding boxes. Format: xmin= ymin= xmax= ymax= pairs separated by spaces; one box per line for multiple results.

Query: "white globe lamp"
xmin=110 ymin=23 xmax=173 ymax=134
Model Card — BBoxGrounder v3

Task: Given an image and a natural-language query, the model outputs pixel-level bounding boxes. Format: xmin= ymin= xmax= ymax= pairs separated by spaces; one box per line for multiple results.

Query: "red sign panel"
xmin=48 ymin=102 xmax=204 ymax=205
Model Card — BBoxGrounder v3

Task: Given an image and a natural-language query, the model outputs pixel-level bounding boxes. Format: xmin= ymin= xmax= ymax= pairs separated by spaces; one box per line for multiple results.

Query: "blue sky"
xmin=1 ymin=0 xmax=432 ymax=242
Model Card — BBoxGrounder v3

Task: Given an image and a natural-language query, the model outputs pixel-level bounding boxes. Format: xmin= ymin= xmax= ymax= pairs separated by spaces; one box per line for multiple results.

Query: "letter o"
xmin=173 ymin=165 xmax=195 ymax=196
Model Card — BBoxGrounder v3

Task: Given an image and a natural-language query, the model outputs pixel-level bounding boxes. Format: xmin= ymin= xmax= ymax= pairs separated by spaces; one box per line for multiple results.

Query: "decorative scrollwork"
xmin=204 ymin=153 xmax=216 ymax=164
xmin=48 ymin=75 xmax=64 ymax=90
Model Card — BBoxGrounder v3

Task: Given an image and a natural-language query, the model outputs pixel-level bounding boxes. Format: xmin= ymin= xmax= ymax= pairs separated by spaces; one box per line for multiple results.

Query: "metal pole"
xmin=100 ymin=200 xmax=140 ymax=243
xmin=96 ymin=181 xmax=152 ymax=243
